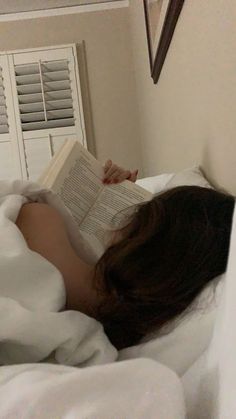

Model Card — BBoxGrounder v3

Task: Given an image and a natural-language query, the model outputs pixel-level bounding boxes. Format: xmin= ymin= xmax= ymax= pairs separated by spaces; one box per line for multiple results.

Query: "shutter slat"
xmin=18 ymin=93 xmax=43 ymax=104
xmin=22 ymin=118 xmax=74 ymax=131
xmin=15 ymin=63 xmax=39 ymax=76
xmin=17 ymin=81 xmax=70 ymax=94
xmin=19 ymin=102 xmax=44 ymax=113
xmin=0 ymin=115 xmax=8 ymax=124
xmin=41 ymin=60 xmax=68 ymax=72
xmin=0 ymin=96 xmax=6 ymax=105
xmin=16 ymin=71 xmax=70 ymax=85
xmin=45 ymin=90 xmax=71 ymax=100
xmin=21 ymin=112 xmax=45 ymax=122
xmin=16 ymin=73 xmax=40 ymax=85
xmin=0 ymin=105 xmax=7 ymax=114
xmin=21 ymin=108 xmax=73 ymax=122
xmin=46 ymin=98 xmax=73 ymax=110
xmin=18 ymin=90 xmax=71 ymax=104
xmin=20 ymin=99 xmax=74 ymax=113
xmin=17 ymin=83 xmax=42 ymax=94
xmin=14 ymin=61 xmax=68 ymax=76
xmin=43 ymin=70 xmax=69 ymax=82
xmin=43 ymin=80 xmax=71 ymax=91
xmin=47 ymin=109 xmax=73 ymax=119
xmin=0 ymin=125 xmax=9 ymax=134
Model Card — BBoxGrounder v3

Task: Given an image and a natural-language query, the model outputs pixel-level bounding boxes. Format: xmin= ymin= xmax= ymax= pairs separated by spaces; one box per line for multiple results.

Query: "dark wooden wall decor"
xmin=144 ymin=0 xmax=185 ymax=84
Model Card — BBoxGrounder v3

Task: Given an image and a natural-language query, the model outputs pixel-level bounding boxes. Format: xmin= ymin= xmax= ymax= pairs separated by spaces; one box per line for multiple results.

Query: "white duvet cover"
xmin=2 ymin=174 xmax=235 ymax=418
xmin=0 ymin=359 xmax=185 ymax=419
xmin=0 ymin=178 xmax=186 ymax=418
xmin=0 ymin=179 xmax=116 ymax=367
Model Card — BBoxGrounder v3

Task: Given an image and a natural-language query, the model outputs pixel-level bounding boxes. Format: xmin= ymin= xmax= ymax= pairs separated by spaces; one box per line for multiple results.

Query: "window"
xmin=0 ymin=44 xmax=86 ymax=180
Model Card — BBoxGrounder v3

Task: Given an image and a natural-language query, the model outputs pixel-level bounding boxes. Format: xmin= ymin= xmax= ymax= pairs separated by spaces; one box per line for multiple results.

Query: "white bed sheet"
xmin=182 ymin=205 xmax=236 ymax=419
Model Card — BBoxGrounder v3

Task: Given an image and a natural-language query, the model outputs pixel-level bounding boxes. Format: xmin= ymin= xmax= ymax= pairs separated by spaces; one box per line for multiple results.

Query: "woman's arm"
xmin=16 ymin=203 xmax=75 ymax=273
xmin=16 ymin=203 xmax=97 ymax=313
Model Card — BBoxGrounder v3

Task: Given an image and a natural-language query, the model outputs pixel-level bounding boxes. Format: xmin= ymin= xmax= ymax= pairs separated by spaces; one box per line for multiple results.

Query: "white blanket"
xmin=0 ymin=179 xmax=117 ymax=367
xmin=0 ymin=358 xmax=186 ymax=419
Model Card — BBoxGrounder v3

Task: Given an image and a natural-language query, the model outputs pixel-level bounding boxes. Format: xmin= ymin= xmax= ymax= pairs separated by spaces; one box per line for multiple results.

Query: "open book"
xmin=39 ymin=140 xmax=152 ymax=257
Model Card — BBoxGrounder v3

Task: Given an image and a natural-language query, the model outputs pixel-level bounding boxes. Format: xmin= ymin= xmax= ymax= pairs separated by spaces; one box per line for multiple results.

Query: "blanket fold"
xmin=0 ymin=180 xmax=117 ymax=367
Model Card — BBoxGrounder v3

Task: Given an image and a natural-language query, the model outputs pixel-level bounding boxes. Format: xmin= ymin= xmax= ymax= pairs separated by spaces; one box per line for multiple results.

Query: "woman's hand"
xmin=103 ymin=159 xmax=138 ymax=184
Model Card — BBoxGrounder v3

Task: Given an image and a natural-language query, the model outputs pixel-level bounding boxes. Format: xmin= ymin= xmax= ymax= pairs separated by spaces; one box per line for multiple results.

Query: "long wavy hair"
xmin=94 ymin=185 xmax=235 ymax=350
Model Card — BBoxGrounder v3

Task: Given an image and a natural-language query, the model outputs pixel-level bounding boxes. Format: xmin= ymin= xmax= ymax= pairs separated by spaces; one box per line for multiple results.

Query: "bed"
xmin=0 ymin=166 xmax=235 ymax=418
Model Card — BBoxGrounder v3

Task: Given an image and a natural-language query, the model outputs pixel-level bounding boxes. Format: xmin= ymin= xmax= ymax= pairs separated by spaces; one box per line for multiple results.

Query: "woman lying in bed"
xmin=16 ymin=160 xmax=235 ymax=350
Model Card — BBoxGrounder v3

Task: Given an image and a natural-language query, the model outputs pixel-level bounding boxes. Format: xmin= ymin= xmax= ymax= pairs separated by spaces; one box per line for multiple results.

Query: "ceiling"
xmin=0 ymin=0 xmax=120 ymax=14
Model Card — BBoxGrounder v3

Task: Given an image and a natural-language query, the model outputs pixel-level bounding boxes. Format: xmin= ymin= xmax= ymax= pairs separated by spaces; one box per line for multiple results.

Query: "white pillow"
xmin=119 ymin=166 xmax=221 ymax=376
xmin=136 ymin=173 xmax=173 ymax=194
xmin=164 ymin=166 xmax=212 ymax=190
xmin=136 ymin=166 xmax=212 ymax=194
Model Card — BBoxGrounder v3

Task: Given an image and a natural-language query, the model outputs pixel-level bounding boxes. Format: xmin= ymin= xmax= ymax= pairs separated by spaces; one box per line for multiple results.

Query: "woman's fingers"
xmin=103 ymin=164 xmax=120 ymax=181
xmin=103 ymin=159 xmax=113 ymax=174
xmin=103 ymin=160 xmax=139 ymax=184
xmin=109 ymin=169 xmax=131 ymax=183
xmin=129 ymin=169 xmax=139 ymax=183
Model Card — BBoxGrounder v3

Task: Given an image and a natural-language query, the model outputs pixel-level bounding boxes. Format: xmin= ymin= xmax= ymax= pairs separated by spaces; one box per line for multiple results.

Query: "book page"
xmin=79 ymin=180 xmax=152 ymax=256
xmin=38 ymin=140 xmax=69 ymax=187
xmin=51 ymin=142 xmax=104 ymax=227
xmin=39 ymin=139 xmax=153 ymax=259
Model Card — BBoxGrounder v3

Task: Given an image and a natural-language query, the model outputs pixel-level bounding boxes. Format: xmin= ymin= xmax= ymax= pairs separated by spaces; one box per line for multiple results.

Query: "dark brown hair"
xmin=95 ymin=186 xmax=235 ymax=350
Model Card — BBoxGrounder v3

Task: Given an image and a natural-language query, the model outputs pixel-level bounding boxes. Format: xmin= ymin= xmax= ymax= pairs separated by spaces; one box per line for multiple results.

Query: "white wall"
xmin=128 ymin=0 xmax=236 ymax=194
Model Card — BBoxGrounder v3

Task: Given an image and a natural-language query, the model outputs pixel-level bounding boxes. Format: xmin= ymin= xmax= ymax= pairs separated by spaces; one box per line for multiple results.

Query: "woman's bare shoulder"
xmin=16 ymin=202 xmax=69 ymax=251
xmin=17 ymin=202 xmax=62 ymax=222
xmin=16 ymin=202 xmax=67 ymax=234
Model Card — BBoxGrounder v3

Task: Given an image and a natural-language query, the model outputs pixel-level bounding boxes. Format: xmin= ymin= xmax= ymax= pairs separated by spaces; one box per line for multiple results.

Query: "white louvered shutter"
xmin=15 ymin=59 xmax=75 ymax=132
xmin=0 ymin=55 xmax=23 ymax=179
xmin=0 ymin=66 xmax=9 ymax=135
xmin=0 ymin=44 xmax=86 ymax=180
